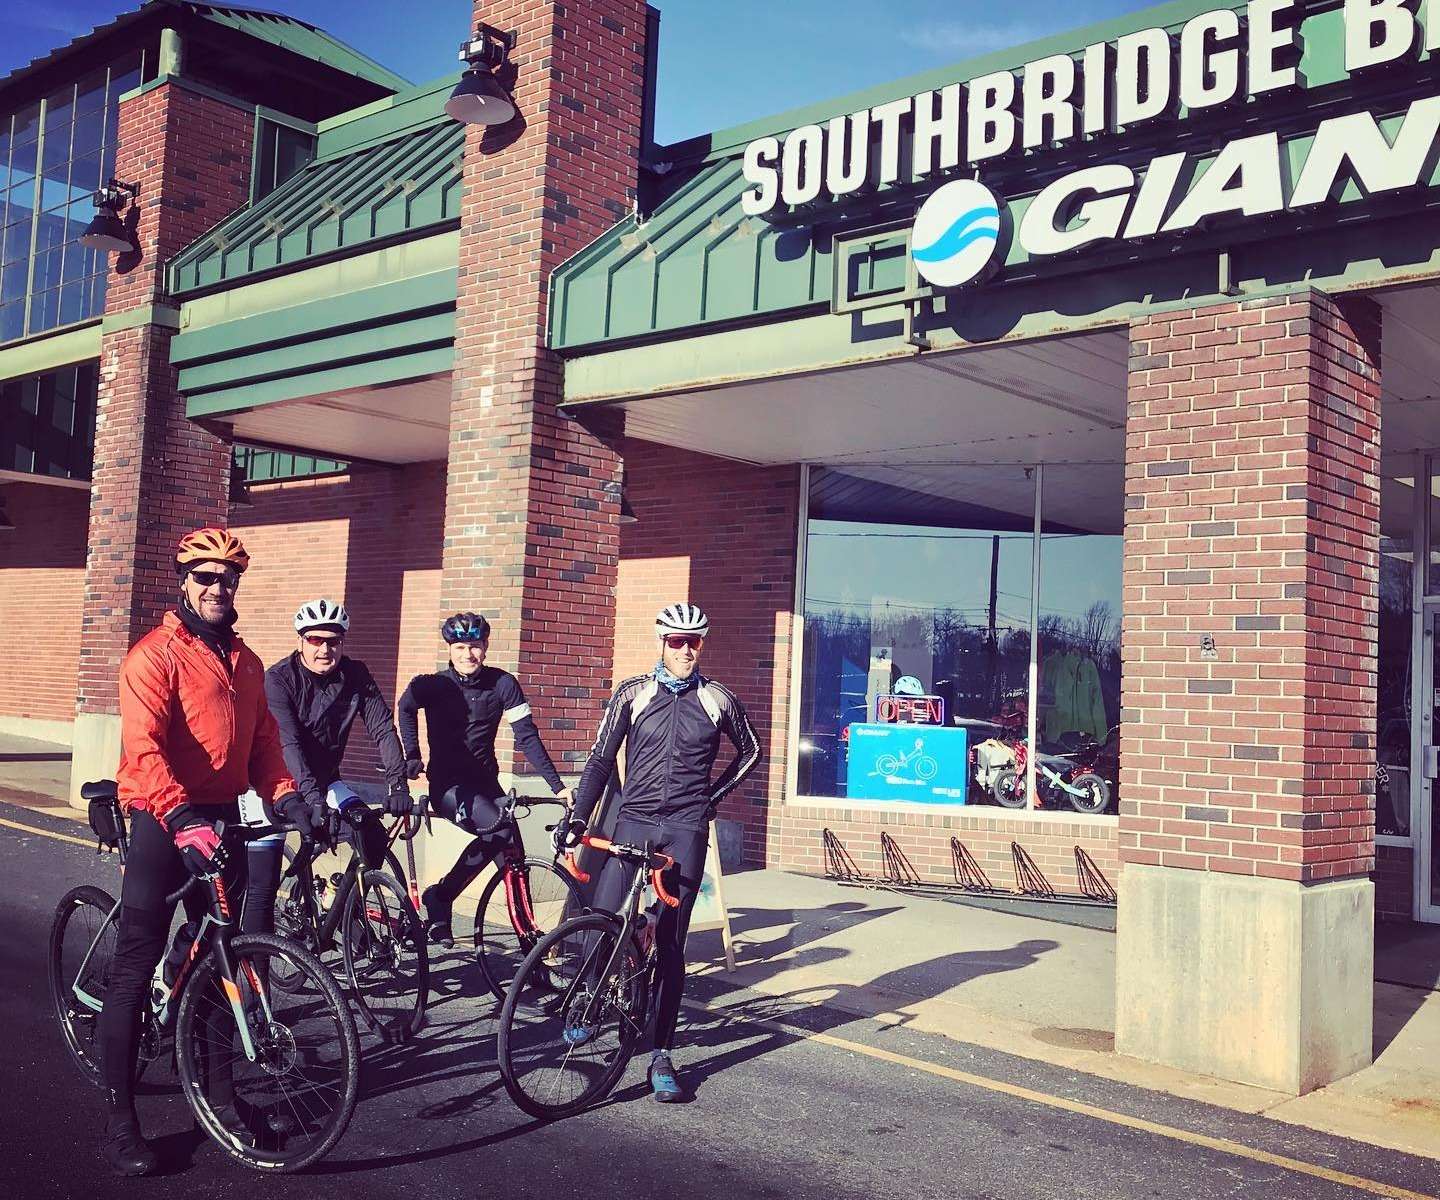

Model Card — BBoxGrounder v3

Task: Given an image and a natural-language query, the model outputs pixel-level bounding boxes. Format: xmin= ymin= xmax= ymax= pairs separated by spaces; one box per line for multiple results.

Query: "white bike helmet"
xmin=655 ymin=602 xmax=709 ymax=638
xmin=294 ymin=598 xmax=350 ymax=634
xmin=893 ymin=675 xmax=926 ymax=696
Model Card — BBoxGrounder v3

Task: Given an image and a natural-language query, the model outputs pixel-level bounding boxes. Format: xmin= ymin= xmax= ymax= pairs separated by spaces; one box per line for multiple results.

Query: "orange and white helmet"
xmin=175 ymin=527 xmax=250 ymax=574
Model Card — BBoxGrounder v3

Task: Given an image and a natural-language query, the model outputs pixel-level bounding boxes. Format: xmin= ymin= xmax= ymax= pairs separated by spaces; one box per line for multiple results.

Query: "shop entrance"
xmin=1422 ymin=605 xmax=1440 ymax=923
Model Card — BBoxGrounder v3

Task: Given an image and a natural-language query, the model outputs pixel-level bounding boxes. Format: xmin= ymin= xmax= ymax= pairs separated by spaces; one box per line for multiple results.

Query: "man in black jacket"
xmin=257 ymin=599 xmax=411 ymax=932
xmin=398 ymin=611 xmax=572 ymax=945
xmin=569 ymin=602 xmax=760 ymax=1103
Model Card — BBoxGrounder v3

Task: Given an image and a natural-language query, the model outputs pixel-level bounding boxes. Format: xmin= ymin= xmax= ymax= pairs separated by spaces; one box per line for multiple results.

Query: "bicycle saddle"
xmin=81 ymin=779 xmax=118 ymax=801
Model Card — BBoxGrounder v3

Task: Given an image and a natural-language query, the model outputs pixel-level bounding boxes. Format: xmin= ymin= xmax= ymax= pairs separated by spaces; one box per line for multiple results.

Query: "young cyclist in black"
xmin=398 ymin=612 xmax=572 ymax=944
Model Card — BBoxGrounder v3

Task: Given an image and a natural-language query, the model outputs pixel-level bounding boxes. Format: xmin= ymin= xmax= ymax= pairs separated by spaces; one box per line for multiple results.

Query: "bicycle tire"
xmin=1066 ymin=771 xmax=1111 ymax=815
xmin=497 ymin=912 xmax=646 ymax=1120
xmin=175 ymin=931 xmax=360 ymax=1173
xmin=341 ymin=869 xmax=427 ymax=1043
xmin=991 ymin=767 xmax=1029 ymax=809
xmin=473 ymin=857 xmax=586 ymax=1003
xmin=915 ymin=755 xmax=939 ymax=782
xmin=49 ymin=885 xmax=119 ymax=1087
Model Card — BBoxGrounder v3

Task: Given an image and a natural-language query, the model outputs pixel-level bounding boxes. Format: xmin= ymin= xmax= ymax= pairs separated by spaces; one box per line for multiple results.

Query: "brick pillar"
xmin=442 ymin=0 xmax=647 ymax=778
xmin=1116 ymin=289 xmax=1380 ymax=1093
xmin=71 ymin=78 xmax=254 ymax=801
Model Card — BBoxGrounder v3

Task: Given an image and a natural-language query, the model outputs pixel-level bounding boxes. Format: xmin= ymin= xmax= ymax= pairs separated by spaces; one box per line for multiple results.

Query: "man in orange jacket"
xmin=97 ymin=527 xmax=306 ymax=1177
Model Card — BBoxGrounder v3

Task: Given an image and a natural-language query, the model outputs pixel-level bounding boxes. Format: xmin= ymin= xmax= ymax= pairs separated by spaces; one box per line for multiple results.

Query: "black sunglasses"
xmin=189 ymin=569 xmax=239 ymax=591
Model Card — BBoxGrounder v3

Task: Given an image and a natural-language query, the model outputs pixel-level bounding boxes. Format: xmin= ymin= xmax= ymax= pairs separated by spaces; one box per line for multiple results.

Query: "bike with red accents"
xmin=464 ymin=791 xmax=586 ymax=1002
xmin=49 ymin=781 xmax=360 ymax=1172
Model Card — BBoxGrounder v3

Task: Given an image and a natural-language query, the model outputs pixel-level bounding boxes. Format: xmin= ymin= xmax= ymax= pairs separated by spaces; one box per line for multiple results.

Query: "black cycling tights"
xmin=98 ymin=807 xmax=267 ymax=1119
xmin=427 ymin=784 xmax=522 ymax=906
xmin=590 ymin=815 xmax=708 ymax=1053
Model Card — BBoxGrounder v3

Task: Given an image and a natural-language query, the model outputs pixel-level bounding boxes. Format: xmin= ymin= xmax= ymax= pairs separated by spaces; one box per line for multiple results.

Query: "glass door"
xmin=1421 ymin=607 xmax=1440 ymax=923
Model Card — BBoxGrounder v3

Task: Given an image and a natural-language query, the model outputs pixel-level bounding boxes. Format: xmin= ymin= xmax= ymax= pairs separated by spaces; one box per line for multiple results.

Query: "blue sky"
xmin=9 ymin=1 xmax=1154 ymax=144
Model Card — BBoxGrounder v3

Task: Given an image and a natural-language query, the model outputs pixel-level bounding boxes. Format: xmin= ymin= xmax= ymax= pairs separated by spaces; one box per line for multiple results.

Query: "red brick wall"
xmin=1120 ymin=290 xmax=1381 ymax=883
xmin=231 ymin=463 xmax=446 ymax=782
xmin=79 ymin=80 xmax=254 ymax=715
xmin=0 ymin=482 xmax=89 ymax=725
xmin=613 ymin=438 xmax=801 ymax=863
xmin=443 ymin=0 xmax=648 ymax=776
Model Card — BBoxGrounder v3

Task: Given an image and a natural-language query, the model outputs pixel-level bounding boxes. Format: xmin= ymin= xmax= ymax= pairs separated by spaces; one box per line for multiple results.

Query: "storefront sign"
xmin=846 ymin=723 xmax=969 ymax=803
xmin=741 ymin=0 xmax=1440 ymax=288
xmin=875 ymin=693 xmax=946 ymax=725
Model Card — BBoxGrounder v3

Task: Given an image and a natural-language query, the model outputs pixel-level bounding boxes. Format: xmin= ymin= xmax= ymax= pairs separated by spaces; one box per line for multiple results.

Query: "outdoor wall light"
xmin=445 ymin=24 xmax=518 ymax=126
xmin=80 ymin=180 xmax=139 ymax=254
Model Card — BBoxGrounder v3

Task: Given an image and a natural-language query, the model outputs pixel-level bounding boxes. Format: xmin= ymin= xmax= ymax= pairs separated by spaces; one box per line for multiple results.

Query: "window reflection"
xmin=0 ymin=51 xmax=144 ymax=344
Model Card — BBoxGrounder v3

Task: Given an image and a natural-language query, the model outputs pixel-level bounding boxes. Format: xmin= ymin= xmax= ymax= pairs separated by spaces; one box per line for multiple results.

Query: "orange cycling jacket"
xmin=116 ymin=611 xmax=296 ymax=826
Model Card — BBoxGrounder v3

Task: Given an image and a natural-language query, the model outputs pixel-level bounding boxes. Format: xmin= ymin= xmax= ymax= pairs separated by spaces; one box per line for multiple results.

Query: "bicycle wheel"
xmin=497 ymin=913 xmax=647 ymax=1120
xmin=49 ymin=885 xmax=119 ymax=1087
xmin=473 ymin=857 xmax=586 ymax=1003
xmin=992 ymin=767 xmax=1028 ymax=809
xmin=175 ymin=932 xmax=359 ymax=1173
xmin=341 ymin=869 xmax=427 ymax=1043
xmin=1066 ymin=771 xmax=1111 ymax=815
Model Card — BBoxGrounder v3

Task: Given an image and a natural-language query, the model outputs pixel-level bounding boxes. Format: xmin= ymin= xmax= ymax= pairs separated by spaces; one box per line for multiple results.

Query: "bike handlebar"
xmin=560 ymin=835 xmax=681 ymax=909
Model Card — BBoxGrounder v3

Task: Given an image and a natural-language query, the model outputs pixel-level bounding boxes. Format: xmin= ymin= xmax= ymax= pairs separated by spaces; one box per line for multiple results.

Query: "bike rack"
xmin=949 ymin=838 xmax=998 ymax=892
xmin=1010 ymin=843 xmax=1058 ymax=899
xmin=1074 ymin=846 xmax=1117 ymax=904
xmin=822 ymin=828 xmax=873 ymax=883
xmin=820 ymin=829 xmax=1116 ymax=909
xmin=880 ymin=831 xmax=923 ymax=886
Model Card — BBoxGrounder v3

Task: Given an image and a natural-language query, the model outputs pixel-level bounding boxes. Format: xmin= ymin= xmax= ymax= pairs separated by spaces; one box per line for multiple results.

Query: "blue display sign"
xmin=846 ymin=723 xmax=969 ymax=804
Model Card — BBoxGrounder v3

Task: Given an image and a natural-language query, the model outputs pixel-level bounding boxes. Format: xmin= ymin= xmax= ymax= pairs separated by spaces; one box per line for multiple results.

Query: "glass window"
xmin=798 ymin=465 xmax=1037 ymax=804
xmin=1429 ymin=456 xmax=1440 ymax=598
xmin=253 ymin=117 xmax=316 ymax=200
xmin=1377 ymin=466 xmax=1416 ymax=837
xmin=0 ymin=54 xmax=142 ymax=342
xmin=797 ymin=461 xmax=1124 ymax=816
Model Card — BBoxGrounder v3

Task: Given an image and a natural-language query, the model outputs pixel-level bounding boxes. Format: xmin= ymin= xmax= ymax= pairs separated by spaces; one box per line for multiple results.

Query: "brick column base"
xmin=1115 ymin=289 xmax=1380 ymax=1094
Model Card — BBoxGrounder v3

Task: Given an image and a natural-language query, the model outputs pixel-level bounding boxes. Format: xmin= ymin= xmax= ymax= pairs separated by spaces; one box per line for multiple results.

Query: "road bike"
xmin=272 ymin=807 xmax=427 ymax=1043
xmin=49 ymin=781 xmax=360 ymax=1172
xmin=456 ymin=790 xmax=586 ymax=1002
xmin=495 ymin=834 xmax=678 ymax=1118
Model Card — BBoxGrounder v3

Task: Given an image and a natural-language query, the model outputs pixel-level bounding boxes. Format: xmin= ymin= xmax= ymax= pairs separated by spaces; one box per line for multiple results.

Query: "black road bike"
xmin=496 ymin=834 xmax=679 ymax=1118
xmin=272 ymin=810 xmax=428 ymax=1043
xmin=50 ymin=782 xmax=360 ymax=1172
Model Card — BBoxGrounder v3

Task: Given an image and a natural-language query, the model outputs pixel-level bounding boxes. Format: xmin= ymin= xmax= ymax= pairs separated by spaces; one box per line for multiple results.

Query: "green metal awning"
xmin=168 ymin=108 xmax=463 ymax=294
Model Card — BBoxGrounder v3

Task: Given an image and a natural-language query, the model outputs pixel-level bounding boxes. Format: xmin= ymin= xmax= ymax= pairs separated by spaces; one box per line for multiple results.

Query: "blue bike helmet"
xmin=440 ymin=611 xmax=491 ymax=644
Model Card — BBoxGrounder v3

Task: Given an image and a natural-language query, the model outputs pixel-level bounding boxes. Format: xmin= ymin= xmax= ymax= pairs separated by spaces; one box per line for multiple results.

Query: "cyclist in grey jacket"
xmin=570 ymin=602 xmax=760 ymax=1102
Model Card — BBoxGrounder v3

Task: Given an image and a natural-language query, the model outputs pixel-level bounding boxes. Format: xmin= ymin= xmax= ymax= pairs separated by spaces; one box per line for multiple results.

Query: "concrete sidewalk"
xmin=0 ymin=733 xmax=70 ymax=815
xmin=687 ymin=867 xmax=1440 ymax=1162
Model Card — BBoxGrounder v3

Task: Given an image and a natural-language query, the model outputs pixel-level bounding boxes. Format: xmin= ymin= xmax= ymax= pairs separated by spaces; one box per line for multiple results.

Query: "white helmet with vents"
xmin=655 ymin=602 xmax=709 ymax=638
xmin=294 ymin=598 xmax=350 ymax=634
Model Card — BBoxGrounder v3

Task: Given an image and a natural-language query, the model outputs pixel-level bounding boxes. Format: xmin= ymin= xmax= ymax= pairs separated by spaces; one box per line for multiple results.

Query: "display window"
xmin=796 ymin=462 xmax=1121 ymax=816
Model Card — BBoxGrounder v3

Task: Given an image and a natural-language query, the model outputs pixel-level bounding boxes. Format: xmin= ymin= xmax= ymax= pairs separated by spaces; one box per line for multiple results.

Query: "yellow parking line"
xmin=0 ymin=814 xmax=95 ymax=849
xmin=687 ymin=999 xmax=1437 ymax=1200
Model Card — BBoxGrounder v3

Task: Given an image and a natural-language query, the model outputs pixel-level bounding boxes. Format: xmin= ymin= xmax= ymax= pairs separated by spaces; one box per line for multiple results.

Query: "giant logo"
xmin=910 ymin=180 xmax=1002 ymax=289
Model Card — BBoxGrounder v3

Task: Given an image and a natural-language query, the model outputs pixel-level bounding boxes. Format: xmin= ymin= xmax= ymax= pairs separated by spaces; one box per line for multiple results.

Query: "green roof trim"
xmin=0 ymin=1 xmax=408 ymax=99
xmin=188 ymin=4 xmax=410 ymax=93
xmin=168 ymin=91 xmax=463 ymax=294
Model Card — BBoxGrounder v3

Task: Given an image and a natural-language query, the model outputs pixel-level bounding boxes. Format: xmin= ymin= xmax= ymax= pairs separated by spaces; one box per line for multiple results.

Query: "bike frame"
xmin=557 ymin=839 xmax=677 ymax=1035
xmin=71 ymin=834 xmax=275 ymax=1065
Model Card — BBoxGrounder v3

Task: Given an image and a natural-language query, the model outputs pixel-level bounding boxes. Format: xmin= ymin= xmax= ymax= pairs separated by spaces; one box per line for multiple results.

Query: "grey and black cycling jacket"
xmin=572 ymin=674 xmax=761 ymax=829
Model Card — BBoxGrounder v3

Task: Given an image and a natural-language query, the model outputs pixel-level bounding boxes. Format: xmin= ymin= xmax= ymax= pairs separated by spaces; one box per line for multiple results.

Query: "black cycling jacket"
xmin=573 ymin=674 xmax=761 ymax=829
xmin=397 ymin=665 xmax=564 ymax=799
xmin=263 ymin=653 xmax=408 ymax=807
